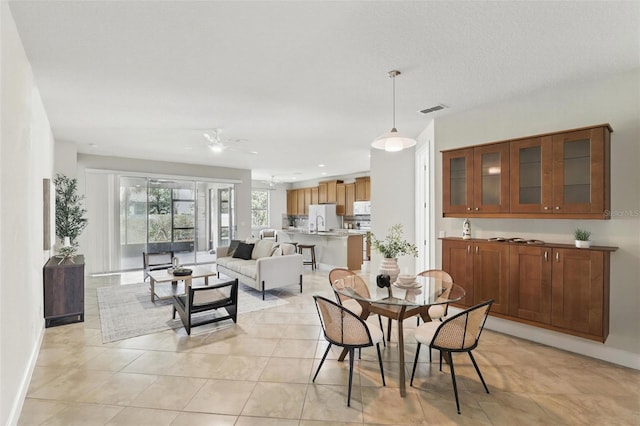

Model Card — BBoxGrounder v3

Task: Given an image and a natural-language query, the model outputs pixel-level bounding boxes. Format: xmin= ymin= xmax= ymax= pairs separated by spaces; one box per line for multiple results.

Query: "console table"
xmin=43 ymin=255 xmax=85 ymax=327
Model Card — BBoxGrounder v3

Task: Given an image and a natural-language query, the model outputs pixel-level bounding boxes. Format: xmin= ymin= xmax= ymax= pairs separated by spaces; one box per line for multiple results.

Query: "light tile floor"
xmin=19 ymin=270 xmax=640 ymax=425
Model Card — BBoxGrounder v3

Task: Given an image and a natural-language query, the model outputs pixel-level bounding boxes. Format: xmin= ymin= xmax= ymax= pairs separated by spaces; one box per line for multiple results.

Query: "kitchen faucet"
xmin=315 ymin=215 xmax=325 ymax=233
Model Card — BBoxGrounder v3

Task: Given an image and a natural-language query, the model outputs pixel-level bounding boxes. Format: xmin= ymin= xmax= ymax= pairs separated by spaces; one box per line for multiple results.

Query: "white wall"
xmin=54 ymin=139 xmax=78 ymax=178
xmin=0 ymin=4 xmax=55 ymax=424
xmin=370 ymin=147 xmax=417 ymax=275
xmin=76 ymin=154 xmax=253 ymax=273
xmin=433 ymin=68 xmax=640 ymax=367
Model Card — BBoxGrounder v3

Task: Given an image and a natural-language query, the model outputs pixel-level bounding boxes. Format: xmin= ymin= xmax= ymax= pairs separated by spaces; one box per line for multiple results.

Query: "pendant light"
xmin=371 ymin=70 xmax=417 ymax=152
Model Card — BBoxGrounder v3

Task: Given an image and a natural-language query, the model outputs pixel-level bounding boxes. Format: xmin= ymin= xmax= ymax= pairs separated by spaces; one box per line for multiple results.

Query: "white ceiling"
xmin=8 ymin=1 xmax=640 ymax=183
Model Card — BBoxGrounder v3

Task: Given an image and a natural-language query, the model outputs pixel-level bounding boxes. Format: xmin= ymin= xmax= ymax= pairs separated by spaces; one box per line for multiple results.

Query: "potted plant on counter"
xmin=371 ymin=224 xmax=418 ymax=283
xmin=574 ymin=228 xmax=591 ymax=248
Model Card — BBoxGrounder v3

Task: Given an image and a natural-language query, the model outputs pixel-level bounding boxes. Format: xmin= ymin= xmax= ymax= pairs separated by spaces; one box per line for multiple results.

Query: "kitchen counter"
xmin=281 ymin=229 xmax=366 ymax=269
xmin=283 ymin=227 xmax=368 ymax=237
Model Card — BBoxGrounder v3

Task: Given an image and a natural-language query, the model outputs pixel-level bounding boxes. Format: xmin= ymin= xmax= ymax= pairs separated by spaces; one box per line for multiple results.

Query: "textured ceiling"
xmin=8 ymin=1 xmax=640 ymax=183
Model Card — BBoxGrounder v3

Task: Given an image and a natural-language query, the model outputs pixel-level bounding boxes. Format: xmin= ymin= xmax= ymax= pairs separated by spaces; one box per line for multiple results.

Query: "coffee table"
xmin=146 ymin=265 xmax=218 ymax=302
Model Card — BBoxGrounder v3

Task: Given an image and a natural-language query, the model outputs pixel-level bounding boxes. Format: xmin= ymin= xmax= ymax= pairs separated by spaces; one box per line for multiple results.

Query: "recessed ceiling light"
xmin=321 ymin=172 xmax=327 ymax=176
xmin=318 ymin=164 xmax=325 ymax=168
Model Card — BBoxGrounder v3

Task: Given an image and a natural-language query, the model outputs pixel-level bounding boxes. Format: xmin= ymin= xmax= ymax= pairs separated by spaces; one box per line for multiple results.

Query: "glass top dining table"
xmin=334 ymin=274 xmax=465 ymax=397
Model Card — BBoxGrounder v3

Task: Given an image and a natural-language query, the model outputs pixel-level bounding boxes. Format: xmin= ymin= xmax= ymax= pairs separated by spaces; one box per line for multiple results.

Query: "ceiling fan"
xmin=203 ymin=128 xmax=258 ymax=155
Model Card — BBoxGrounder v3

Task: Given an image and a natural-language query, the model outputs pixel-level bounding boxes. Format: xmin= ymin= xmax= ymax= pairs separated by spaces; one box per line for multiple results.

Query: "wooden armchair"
xmin=172 ymin=278 xmax=238 ymax=335
xmin=143 ymin=251 xmax=174 ymax=281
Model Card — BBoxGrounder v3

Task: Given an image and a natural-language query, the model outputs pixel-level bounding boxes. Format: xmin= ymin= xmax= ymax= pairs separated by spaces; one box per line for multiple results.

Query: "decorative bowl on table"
xmin=394 ymin=274 xmax=419 ymax=288
xmin=172 ymin=267 xmax=193 ymax=276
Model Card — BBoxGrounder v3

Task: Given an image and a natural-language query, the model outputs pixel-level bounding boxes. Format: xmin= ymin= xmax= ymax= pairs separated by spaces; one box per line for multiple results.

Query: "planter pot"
xmin=575 ymin=240 xmax=591 ymax=248
xmin=378 ymin=258 xmax=400 ymax=284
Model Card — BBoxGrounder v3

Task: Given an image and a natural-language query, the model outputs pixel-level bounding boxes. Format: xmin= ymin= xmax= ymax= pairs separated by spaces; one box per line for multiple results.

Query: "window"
xmin=251 ymin=190 xmax=269 ymax=227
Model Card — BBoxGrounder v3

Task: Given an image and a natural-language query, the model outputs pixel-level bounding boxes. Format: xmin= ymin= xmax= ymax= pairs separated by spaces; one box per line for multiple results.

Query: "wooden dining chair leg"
xmin=313 ymin=343 xmax=332 ymax=382
xmin=410 ymin=342 xmax=421 ymax=386
xmin=347 ymin=347 xmax=355 ymax=407
xmin=469 ymin=352 xmax=490 ymax=394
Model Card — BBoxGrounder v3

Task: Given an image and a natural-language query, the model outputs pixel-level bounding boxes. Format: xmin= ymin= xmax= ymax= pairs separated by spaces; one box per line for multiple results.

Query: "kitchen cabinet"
xmin=442 ymin=143 xmax=510 ymax=214
xmin=355 ymin=176 xmax=371 ymax=201
xmin=318 ymin=182 xmax=328 ymax=204
xmin=311 ymin=187 xmax=319 ymax=205
xmin=444 ymin=124 xmax=612 ymax=219
xmin=303 ymin=188 xmax=312 ymax=215
xmin=345 ymin=183 xmax=355 ymax=216
xmin=318 ymin=180 xmax=343 ymax=204
xmin=287 ymin=189 xmax=300 ymax=215
xmin=336 ymin=183 xmax=346 ymax=216
xmin=442 ymin=237 xmax=615 ymax=342
xmin=44 ymin=255 xmax=85 ymax=327
xmin=297 ymin=188 xmax=305 ymax=215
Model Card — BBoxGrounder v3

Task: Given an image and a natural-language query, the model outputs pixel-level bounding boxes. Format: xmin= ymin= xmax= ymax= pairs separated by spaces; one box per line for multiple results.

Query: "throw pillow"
xmin=227 ymin=239 xmax=242 ymax=257
xmin=271 ymin=247 xmax=283 ymax=256
xmin=232 ymin=242 xmax=254 ymax=260
xmin=280 ymin=243 xmax=296 ymax=256
xmin=252 ymin=239 xmax=276 ymax=259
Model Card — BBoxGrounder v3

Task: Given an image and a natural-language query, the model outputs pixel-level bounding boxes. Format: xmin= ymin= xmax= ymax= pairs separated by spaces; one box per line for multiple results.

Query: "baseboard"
xmin=484 ymin=315 xmax=640 ymax=370
xmin=7 ymin=320 xmax=45 ymax=426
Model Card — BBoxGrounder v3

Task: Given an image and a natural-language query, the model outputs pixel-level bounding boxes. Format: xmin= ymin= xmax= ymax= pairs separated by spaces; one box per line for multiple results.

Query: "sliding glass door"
xmin=118 ymin=176 xmax=235 ymax=271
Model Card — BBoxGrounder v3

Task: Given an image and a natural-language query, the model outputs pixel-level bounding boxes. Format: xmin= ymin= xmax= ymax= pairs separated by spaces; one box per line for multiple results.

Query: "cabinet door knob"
xmin=543 ymin=206 xmax=549 ymax=211
xmin=467 ymin=245 xmax=471 ymax=254
xmin=474 ymin=207 xmax=479 ymax=211
xmin=555 ymin=206 xmax=561 ymax=210
xmin=544 ymin=251 xmax=548 ymax=261
xmin=556 ymin=252 xmax=560 ymax=262
xmin=467 ymin=207 xmax=472 ymax=211
xmin=475 ymin=246 xmax=479 ymax=254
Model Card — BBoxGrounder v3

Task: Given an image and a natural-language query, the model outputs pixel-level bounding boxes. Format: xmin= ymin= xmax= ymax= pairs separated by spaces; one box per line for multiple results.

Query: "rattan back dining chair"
xmin=410 ymin=299 xmax=494 ymax=414
xmin=312 ymin=295 xmax=385 ymax=406
xmin=329 ymin=269 xmax=386 ymax=346
xmin=417 ymin=269 xmax=454 ymax=322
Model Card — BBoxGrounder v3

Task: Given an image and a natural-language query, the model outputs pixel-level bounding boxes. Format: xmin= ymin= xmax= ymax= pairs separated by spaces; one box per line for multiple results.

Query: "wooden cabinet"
xmin=303 ymin=188 xmax=312 ymax=215
xmin=444 ymin=124 xmax=612 ymax=219
xmin=355 ymin=177 xmax=371 ymax=201
xmin=551 ymin=248 xmax=608 ymax=339
xmin=43 ymin=255 xmax=85 ymax=327
xmin=336 ymin=183 xmax=346 ymax=215
xmin=297 ymin=189 xmax=305 ymax=215
xmin=345 ymin=183 xmax=355 ymax=216
xmin=311 ymin=187 xmax=319 ymax=205
xmin=318 ymin=182 xmax=328 ymax=204
xmin=473 ymin=241 xmax=510 ymax=314
xmin=441 ymin=239 xmax=508 ymax=313
xmin=509 ymin=245 xmax=552 ymax=323
xmin=346 ymin=234 xmax=364 ymax=270
xmin=441 ymin=239 xmax=474 ymax=307
xmin=443 ymin=143 xmax=509 ymax=214
xmin=318 ymin=180 xmax=343 ymax=204
xmin=442 ymin=238 xmax=615 ymax=342
xmin=286 ymin=190 xmax=298 ymax=215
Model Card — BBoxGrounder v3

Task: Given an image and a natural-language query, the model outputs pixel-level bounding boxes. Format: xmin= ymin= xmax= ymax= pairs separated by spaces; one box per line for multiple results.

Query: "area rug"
xmin=97 ymin=282 xmax=288 ymax=343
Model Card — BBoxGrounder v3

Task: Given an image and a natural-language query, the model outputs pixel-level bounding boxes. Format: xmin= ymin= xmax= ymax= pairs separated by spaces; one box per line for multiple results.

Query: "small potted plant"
xmin=371 ymin=224 xmax=418 ymax=283
xmin=574 ymin=228 xmax=591 ymax=248
xmin=54 ymin=174 xmax=88 ymax=261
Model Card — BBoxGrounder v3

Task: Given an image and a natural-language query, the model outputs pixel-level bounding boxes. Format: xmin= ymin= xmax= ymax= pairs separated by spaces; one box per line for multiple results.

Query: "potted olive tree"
xmin=54 ymin=174 xmax=88 ymax=260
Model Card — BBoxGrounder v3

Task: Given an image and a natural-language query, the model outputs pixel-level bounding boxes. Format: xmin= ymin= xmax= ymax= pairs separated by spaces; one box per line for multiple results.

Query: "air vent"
xmin=419 ymin=104 xmax=447 ymax=115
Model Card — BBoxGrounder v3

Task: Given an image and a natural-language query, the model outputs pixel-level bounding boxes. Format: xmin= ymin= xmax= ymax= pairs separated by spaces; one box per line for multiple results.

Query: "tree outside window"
xmin=251 ymin=190 xmax=269 ymax=227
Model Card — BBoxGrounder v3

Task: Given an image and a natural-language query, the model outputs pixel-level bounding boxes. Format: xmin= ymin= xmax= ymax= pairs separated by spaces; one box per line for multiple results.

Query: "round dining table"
xmin=334 ymin=274 xmax=466 ymax=397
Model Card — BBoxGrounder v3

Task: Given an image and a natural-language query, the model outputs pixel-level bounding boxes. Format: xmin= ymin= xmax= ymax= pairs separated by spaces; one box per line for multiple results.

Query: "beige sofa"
xmin=216 ymin=239 xmax=303 ymax=300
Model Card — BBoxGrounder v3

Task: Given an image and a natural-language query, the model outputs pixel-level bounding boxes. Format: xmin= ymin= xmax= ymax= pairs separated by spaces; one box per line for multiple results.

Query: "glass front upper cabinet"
xmin=442 ymin=148 xmax=473 ymax=214
xmin=510 ymin=136 xmax=553 ymax=213
xmin=472 ymin=142 xmax=510 ymax=213
xmin=552 ymin=128 xmax=607 ymax=214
